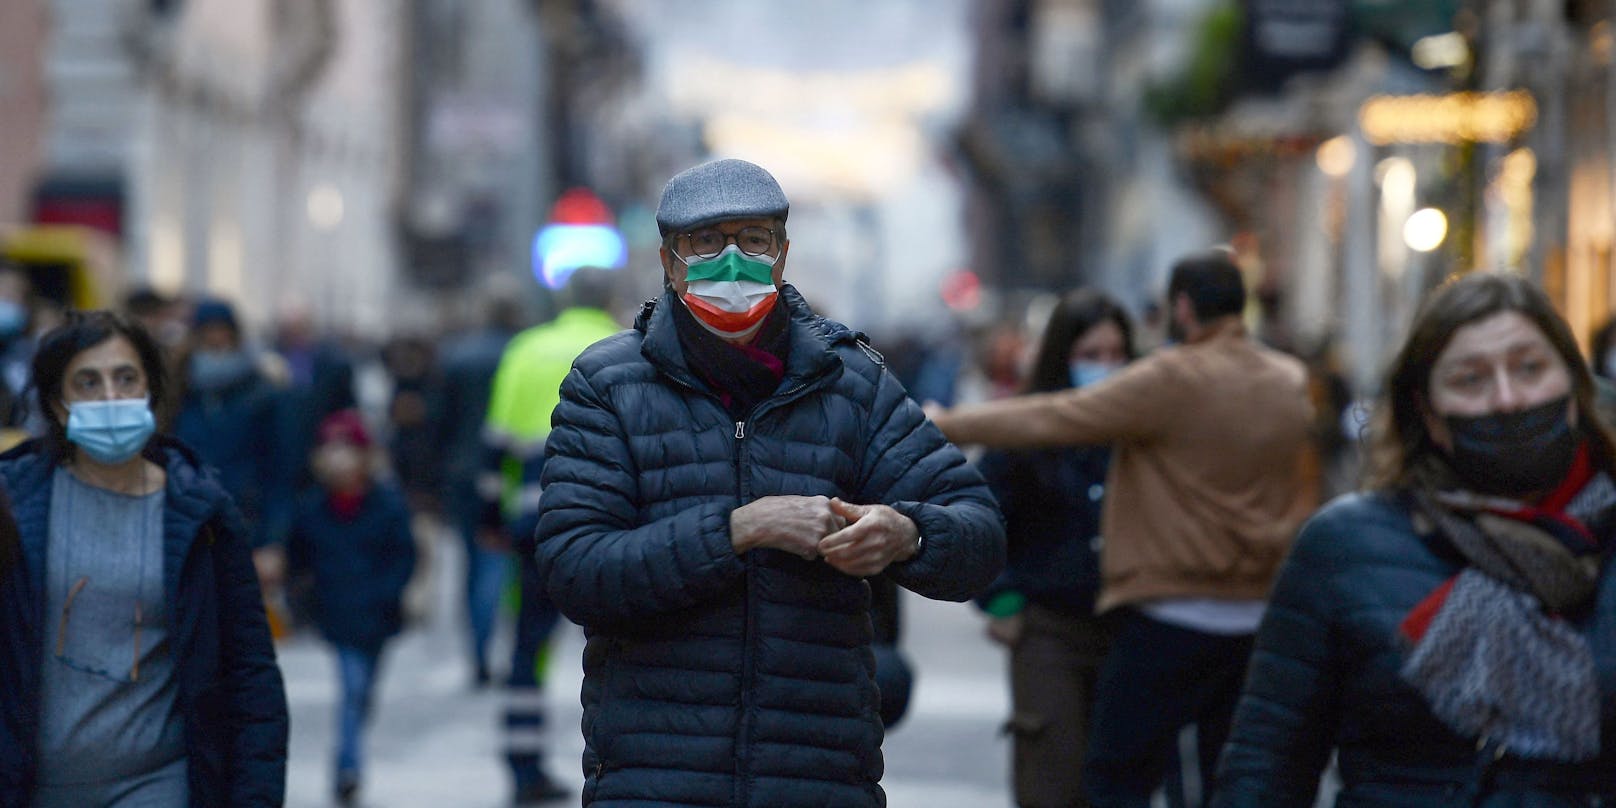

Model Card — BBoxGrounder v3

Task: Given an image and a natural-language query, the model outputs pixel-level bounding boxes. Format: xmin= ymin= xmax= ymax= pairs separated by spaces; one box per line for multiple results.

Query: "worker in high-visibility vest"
xmin=479 ymin=267 xmax=622 ymax=805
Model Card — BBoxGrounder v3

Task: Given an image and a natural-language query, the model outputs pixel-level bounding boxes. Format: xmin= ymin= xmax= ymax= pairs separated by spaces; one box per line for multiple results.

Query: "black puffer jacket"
xmin=1214 ymin=492 xmax=1616 ymax=807
xmin=536 ymin=286 xmax=1005 ymax=807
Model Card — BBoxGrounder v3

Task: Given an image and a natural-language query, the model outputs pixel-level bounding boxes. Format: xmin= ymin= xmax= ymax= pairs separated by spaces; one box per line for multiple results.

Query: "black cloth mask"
xmin=1442 ymin=394 xmax=1578 ymax=498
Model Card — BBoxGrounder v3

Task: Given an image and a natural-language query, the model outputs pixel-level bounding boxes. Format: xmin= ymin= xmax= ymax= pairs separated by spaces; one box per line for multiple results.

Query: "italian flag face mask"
xmin=678 ymin=244 xmax=779 ymax=339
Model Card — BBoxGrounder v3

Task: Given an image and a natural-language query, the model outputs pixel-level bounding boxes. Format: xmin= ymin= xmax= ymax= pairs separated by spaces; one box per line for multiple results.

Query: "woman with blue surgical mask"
xmin=971 ymin=288 xmax=1134 ymax=808
xmin=0 ymin=310 xmax=287 ymax=807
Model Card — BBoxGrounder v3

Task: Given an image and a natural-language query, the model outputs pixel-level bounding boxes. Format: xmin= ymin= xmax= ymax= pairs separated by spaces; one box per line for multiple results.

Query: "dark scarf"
xmin=670 ymin=295 xmax=791 ymax=418
xmin=1399 ymin=442 xmax=1614 ymax=761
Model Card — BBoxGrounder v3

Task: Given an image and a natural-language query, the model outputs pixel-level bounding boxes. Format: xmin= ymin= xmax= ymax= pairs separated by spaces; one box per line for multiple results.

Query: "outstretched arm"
xmin=930 ymin=357 xmax=1174 ymax=449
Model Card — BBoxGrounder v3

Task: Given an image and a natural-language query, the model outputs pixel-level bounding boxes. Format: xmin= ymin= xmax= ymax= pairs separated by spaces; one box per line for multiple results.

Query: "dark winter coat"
xmin=1214 ymin=492 xmax=1616 ymax=807
xmin=535 ymin=286 xmax=1006 ymax=807
xmin=974 ymin=446 xmax=1108 ymax=616
xmin=174 ymin=372 xmax=284 ymax=547
xmin=0 ymin=437 xmax=288 ymax=807
xmin=286 ymin=484 xmax=417 ymax=652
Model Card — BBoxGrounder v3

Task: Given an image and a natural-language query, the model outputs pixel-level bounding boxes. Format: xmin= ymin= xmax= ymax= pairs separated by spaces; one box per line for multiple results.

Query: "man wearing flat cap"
xmin=534 ymin=158 xmax=1005 ymax=806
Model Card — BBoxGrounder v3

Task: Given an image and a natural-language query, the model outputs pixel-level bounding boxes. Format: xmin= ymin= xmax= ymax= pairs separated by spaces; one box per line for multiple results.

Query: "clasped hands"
xmin=730 ymin=495 xmax=920 ymax=577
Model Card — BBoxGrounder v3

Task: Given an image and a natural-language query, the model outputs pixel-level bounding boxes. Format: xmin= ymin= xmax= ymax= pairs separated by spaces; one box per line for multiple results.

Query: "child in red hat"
xmin=287 ymin=409 xmax=416 ymax=805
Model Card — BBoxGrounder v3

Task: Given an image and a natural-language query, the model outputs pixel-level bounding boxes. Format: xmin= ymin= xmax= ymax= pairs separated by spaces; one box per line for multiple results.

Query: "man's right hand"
xmin=730 ymin=495 xmax=848 ymax=560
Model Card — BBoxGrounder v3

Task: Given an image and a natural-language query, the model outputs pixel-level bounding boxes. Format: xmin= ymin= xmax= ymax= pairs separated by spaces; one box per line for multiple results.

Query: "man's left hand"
xmin=818 ymin=498 xmax=920 ymax=577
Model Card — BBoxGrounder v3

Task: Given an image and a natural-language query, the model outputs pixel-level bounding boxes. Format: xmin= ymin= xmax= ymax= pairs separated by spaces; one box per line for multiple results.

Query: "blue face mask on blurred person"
xmin=188 ymin=349 xmax=254 ymax=391
xmin=1069 ymin=361 xmax=1119 ymax=389
xmin=0 ymin=300 xmax=26 ymax=339
xmin=67 ymin=398 xmax=156 ymax=464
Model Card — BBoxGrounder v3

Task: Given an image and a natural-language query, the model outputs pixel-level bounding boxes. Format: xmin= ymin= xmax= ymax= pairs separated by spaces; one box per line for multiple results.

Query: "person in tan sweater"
xmin=930 ymin=250 xmax=1314 ymax=808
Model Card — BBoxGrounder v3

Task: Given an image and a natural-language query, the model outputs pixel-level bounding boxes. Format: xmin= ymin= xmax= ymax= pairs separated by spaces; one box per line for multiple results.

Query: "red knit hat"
xmin=316 ymin=409 xmax=371 ymax=448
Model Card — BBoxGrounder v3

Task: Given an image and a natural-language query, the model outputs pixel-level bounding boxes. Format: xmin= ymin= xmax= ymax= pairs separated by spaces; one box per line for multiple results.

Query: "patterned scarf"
xmin=1399 ymin=443 xmax=1615 ymax=761
xmin=670 ymin=294 xmax=790 ymax=419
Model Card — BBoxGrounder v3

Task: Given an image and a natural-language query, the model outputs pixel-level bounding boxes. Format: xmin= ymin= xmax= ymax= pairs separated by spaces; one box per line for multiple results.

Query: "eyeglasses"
xmin=677 ymin=226 xmax=779 ymax=260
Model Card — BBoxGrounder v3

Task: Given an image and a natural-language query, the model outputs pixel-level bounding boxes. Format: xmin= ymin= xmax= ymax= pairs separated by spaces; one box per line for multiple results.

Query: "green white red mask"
xmin=677 ymin=244 xmax=779 ymax=339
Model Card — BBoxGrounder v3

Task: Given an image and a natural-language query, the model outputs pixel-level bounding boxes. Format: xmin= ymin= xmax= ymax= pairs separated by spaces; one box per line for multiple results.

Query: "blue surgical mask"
xmin=1069 ymin=361 xmax=1119 ymax=389
xmin=66 ymin=398 xmax=156 ymax=464
xmin=0 ymin=300 xmax=26 ymax=339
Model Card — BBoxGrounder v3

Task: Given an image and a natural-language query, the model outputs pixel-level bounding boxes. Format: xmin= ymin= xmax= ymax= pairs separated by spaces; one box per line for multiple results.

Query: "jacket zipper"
xmin=733 ymin=416 xmax=754 ymax=806
xmin=656 ymin=357 xmax=830 ymax=804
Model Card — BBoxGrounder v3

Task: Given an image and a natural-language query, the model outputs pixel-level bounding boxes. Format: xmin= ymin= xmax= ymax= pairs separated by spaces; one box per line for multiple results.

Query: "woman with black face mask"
xmin=1213 ymin=272 xmax=1616 ymax=807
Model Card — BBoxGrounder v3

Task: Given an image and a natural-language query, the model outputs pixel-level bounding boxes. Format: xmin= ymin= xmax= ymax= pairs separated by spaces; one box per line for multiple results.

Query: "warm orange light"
xmin=1359 ymin=91 xmax=1537 ymax=145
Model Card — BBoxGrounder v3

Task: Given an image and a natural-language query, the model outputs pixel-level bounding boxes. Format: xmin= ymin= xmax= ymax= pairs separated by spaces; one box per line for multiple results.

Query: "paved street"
xmin=280 ymin=525 xmax=1015 ymax=808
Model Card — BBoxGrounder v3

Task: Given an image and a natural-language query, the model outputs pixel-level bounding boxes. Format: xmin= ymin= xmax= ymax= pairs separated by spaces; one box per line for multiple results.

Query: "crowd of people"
xmin=3 ymin=156 xmax=1616 ymax=808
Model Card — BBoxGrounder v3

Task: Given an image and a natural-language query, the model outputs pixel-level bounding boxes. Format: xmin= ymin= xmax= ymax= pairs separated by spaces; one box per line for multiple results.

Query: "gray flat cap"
xmin=655 ymin=158 xmax=789 ymax=236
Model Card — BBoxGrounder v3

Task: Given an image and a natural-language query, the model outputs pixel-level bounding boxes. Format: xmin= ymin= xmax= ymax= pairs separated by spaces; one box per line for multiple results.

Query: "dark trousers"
xmin=1007 ymin=605 xmax=1111 ymax=808
xmin=453 ymin=478 xmax=508 ymax=677
xmin=1082 ymin=608 xmax=1254 ymax=808
xmin=505 ymin=543 xmax=561 ymax=788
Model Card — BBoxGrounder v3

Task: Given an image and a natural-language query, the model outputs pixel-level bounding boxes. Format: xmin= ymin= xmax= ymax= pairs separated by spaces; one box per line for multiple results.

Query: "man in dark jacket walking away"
xmin=535 ymin=158 xmax=1006 ymax=808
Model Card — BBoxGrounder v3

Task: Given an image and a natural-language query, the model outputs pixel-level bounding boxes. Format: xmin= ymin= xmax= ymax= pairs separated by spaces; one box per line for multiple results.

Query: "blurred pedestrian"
xmin=1588 ymin=314 xmax=1616 ymax=428
xmin=174 ymin=298 xmax=286 ymax=550
xmin=930 ymin=249 xmax=1314 ymax=808
xmin=174 ymin=298 xmax=292 ymax=636
xmin=381 ymin=335 xmax=443 ymax=515
xmin=268 ymin=302 xmax=358 ymax=529
xmin=1214 ymin=272 xmax=1616 ymax=805
xmin=868 ymin=574 xmax=915 ymax=729
xmin=974 ymin=288 xmax=1134 ymax=808
xmin=287 ymin=409 xmax=416 ymax=806
xmin=0 ymin=261 xmax=39 ymax=447
xmin=1591 ymin=314 xmax=1616 ymax=384
xmin=480 ymin=266 xmax=622 ymax=805
xmin=121 ymin=286 xmax=191 ymax=428
xmin=0 ymin=310 xmax=287 ymax=806
xmin=123 ymin=286 xmax=190 ymax=355
xmin=536 ymin=158 xmax=1005 ymax=807
xmin=435 ymin=292 xmax=526 ymax=688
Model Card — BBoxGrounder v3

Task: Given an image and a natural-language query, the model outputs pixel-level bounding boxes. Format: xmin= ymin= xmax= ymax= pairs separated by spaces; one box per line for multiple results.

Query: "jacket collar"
xmin=3 ymin=436 xmax=239 ymax=614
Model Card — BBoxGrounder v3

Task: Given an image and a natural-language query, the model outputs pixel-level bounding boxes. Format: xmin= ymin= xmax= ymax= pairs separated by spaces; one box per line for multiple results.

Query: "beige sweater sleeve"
xmin=935 ymin=356 xmax=1177 ymax=449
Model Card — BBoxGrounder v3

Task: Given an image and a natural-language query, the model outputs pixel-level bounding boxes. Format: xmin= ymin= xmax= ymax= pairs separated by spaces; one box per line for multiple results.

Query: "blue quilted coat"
xmin=1214 ymin=492 xmax=1616 ymax=807
xmin=536 ymin=286 xmax=1006 ymax=807
xmin=0 ymin=437 xmax=288 ymax=806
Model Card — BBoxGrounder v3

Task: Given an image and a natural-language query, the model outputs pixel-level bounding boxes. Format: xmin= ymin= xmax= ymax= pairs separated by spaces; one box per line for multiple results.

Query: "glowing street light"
xmin=307 ymin=184 xmax=345 ymax=230
xmin=1316 ymin=136 xmax=1356 ymax=178
xmin=1404 ymin=208 xmax=1448 ymax=252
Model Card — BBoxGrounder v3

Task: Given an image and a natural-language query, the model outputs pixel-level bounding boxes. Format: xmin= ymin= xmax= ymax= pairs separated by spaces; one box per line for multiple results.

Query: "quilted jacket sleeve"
xmin=1212 ymin=507 xmax=1346 ymax=807
xmin=535 ymin=367 xmax=746 ymax=627
xmin=858 ymin=362 xmax=1006 ymax=602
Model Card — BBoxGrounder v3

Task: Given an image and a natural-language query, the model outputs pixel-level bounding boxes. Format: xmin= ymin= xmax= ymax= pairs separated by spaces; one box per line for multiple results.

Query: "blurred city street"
xmin=278 ymin=522 xmax=1014 ymax=808
xmin=5 ymin=1 xmax=1614 ymax=804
